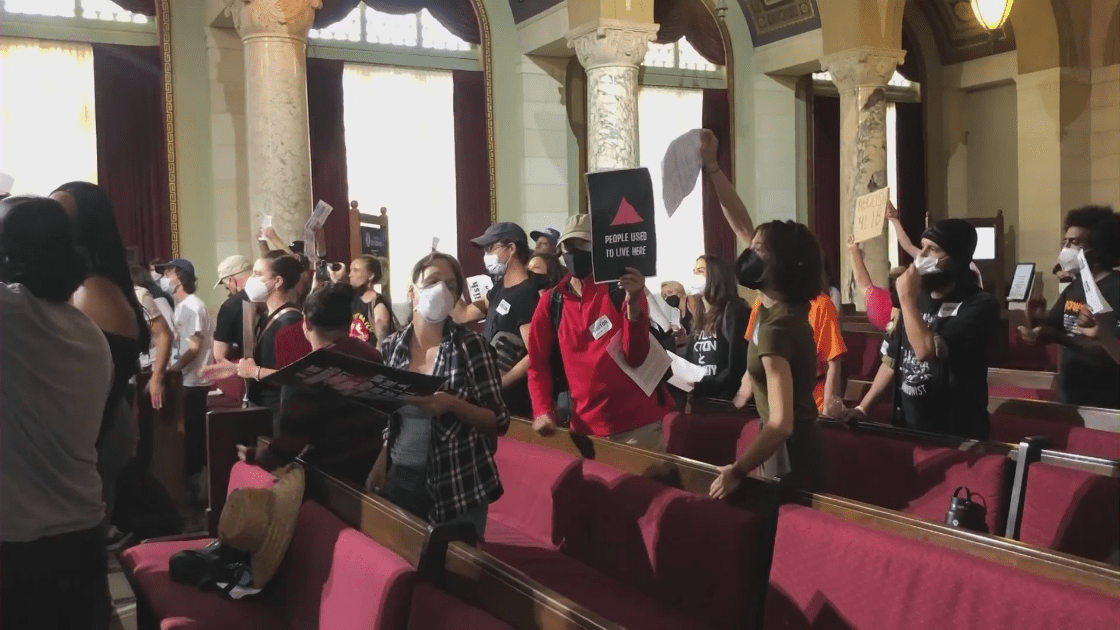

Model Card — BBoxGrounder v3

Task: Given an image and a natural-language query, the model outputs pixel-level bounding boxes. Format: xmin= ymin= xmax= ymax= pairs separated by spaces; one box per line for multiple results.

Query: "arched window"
xmin=643 ymin=39 xmax=719 ymax=73
xmin=2 ymin=0 xmax=149 ymax=23
xmin=309 ymin=5 xmax=471 ymax=53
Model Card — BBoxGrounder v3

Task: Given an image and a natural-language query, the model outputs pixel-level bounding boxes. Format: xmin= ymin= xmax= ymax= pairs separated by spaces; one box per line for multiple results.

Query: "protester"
xmin=1019 ymin=206 xmax=1120 ymax=408
xmin=845 ymin=219 xmax=999 ymax=439
xmin=130 ymin=265 xmax=173 ymax=411
xmin=887 ymin=201 xmax=984 ymax=287
xmin=712 ymin=220 xmax=831 ymax=497
xmin=679 ymin=255 xmax=749 ymax=400
xmin=661 ymin=279 xmax=696 ymax=341
xmin=0 ymin=195 xmax=114 ymax=629
xmin=527 ymin=214 xmax=672 ymax=449
xmin=530 ymin=227 xmax=560 ymax=255
xmin=848 ymin=235 xmax=895 ymax=331
xmin=163 ymin=258 xmax=214 ymax=499
xmin=349 ymin=255 xmax=397 ymax=345
xmin=239 ymin=282 xmax=384 ymax=483
xmin=367 ymin=252 xmax=508 ymax=538
xmin=454 ymin=222 xmax=540 ymax=417
xmin=52 ymin=181 xmax=149 ymax=551
xmin=212 ymin=254 xmax=253 ymax=363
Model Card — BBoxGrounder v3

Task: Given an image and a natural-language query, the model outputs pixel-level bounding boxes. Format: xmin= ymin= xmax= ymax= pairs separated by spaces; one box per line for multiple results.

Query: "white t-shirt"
xmin=172 ymin=293 xmax=213 ymax=387
xmin=1 ymin=283 xmax=111 ymax=542
xmin=136 ymin=287 xmax=175 ymax=369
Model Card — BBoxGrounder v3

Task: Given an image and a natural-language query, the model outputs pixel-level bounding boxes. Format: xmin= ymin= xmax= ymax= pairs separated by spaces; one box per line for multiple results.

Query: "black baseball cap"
xmin=471 ymin=222 xmax=527 ymax=248
xmin=529 ymin=228 xmax=560 ymax=245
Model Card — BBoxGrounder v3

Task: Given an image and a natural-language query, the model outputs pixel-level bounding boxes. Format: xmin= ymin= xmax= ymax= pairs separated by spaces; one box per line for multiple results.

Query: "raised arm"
xmin=848 ymin=235 xmax=875 ymax=296
xmin=886 ymin=200 xmax=920 ymax=259
xmin=700 ymin=129 xmax=754 ymax=245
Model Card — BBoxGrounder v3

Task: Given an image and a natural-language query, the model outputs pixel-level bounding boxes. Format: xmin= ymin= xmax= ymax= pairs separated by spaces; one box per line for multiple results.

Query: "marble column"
xmin=567 ymin=19 xmax=659 ymax=171
xmin=226 ymin=0 xmax=320 ymax=247
xmin=823 ymin=47 xmax=906 ymax=308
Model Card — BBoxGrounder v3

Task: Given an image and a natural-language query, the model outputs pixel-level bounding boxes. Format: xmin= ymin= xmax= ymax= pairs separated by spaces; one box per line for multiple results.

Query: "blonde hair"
xmin=661 ymin=280 xmax=685 ymax=295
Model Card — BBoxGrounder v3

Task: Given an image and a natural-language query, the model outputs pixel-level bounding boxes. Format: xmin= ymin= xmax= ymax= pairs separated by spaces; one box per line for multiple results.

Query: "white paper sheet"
xmin=432 ymin=236 xmax=440 ymax=252
xmin=304 ymin=200 xmax=333 ymax=232
xmin=667 ymin=353 xmax=707 ymax=392
xmin=214 ymin=583 xmax=263 ymax=600
xmin=660 ymin=129 xmax=703 ymax=217
xmin=608 ymin=331 xmax=672 ymax=397
xmin=645 ymin=288 xmax=673 ymax=335
xmin=1077 ymin=250 xmax=1113 ymax=314
xmin=466 ymin=274 xmax=493 ymax=303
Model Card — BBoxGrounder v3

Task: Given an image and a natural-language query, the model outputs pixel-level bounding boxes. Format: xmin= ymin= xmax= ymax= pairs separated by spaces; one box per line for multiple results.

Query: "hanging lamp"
xmin=969 ymin=0 xmax=1014 ymax=31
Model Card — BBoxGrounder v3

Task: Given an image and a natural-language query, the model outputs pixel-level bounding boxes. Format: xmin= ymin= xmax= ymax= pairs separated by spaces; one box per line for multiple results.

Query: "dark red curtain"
xmin=315 ymin=0 xmax=480 ymax=44
xmin=812 ymin=95 xmax=841 ymax=281
xmin=895 ymin=101 xmax=926 ymax=264
xmin=701 ymin=89 xmax=736 ymax=262
xmin=654 ymin=0 xmax=725 ymax=65
xmin=306 ymin=58 xmax=351 ymax=264
xmin=92 ymin=44 xmax=171 ymax=263
xmin=453 ymin=70 xmax=491 ymax=281
xmin=109 ymin=0 xmax=155 ymax=16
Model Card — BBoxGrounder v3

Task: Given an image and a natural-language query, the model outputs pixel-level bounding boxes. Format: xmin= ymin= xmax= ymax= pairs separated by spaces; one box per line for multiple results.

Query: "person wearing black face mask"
xmin=526 ymin=214 xmax=673 ymax=448
xmin=844 ymin=219 xmax=999 ymax=439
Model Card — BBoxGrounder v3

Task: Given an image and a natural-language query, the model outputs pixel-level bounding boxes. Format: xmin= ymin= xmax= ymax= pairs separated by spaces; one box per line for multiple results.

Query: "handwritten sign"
xmin=466 ymin=274 xmax=493 ymax=304
xmin=853 ymin=188 xmax=890 ymax=243
xmin=587 ymin=168 xmax=657 ymax=283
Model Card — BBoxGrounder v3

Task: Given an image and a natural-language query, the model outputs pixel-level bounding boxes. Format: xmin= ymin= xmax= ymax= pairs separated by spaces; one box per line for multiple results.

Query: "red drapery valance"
xmin=654 ymin=0 xmax=725 ymax=66
xmin=315 ymin=0 xmax=480 ymax=45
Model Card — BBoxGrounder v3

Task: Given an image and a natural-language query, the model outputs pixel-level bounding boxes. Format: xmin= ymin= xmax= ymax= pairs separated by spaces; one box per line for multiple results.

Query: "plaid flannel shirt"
xmin=380 ymin=320 xmax=509 ymax=523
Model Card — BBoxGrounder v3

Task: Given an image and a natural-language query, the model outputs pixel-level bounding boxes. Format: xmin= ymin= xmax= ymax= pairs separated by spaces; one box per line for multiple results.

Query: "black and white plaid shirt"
xmin=381 ymin=320 xmax=509 ymax=523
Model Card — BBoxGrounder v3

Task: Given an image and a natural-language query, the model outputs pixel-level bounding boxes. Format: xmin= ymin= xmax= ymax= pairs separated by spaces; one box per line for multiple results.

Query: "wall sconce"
xmin=969 ymin=0 xmax=1014 ymax=31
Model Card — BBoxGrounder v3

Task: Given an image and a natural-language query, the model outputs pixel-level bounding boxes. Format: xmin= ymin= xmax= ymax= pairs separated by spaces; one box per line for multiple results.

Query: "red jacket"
xmin=527 ymin=275 xmax=672 ymax=437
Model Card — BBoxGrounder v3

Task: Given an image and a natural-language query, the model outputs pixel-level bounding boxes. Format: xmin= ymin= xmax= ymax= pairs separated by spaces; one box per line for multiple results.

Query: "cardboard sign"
xmin=264 ymin=348 xmax=446 ymax=414
xmin=587 ymin=168 xmax=657 ymax=283
xmin=853 ymin=188 xmax=890 ymax=243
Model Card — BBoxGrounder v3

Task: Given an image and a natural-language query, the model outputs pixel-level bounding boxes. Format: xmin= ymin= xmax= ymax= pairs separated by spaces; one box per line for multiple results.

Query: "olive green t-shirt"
xmin=747 ymin=300 xmax=818 ymax=424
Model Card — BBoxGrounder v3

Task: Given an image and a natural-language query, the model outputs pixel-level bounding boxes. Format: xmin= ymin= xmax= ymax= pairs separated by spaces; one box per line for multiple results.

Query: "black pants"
xmin=1 ymin=526 xmax=110 ymax=630
xmin=184 ymin=386 xmax=211 ymax=476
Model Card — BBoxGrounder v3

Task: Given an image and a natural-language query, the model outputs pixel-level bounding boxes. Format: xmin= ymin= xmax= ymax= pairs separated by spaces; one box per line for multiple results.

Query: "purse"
xmin=168 ymin=539 xmax=255 ymax=598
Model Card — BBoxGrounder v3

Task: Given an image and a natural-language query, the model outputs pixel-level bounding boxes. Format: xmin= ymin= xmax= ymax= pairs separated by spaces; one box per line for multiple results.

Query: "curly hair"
xmin=756 ymin=220 xmax=824 ymax=306
xmin=304 ymin=281 xmax=357 ymax=333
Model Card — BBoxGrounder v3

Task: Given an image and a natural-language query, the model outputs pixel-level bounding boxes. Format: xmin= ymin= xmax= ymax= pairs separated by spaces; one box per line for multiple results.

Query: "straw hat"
xmin=218 ymin=465 xmax=305 ymax=588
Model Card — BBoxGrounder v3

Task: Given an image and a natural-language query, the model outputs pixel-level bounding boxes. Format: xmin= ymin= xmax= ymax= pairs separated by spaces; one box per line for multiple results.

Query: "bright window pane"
xmin=643 ymin=42 xmax=675 ymax=68
xmin=638 ymin=86 xmax=705 ymax=293
xmin=309 ymin=5 xmax=360 ymax=42
xmin=3 ymin=0 xmax=75 ymax=17
xmin=419 ymin=9 xmax=469 ymax=51
xmin=80 ymin=0 xmax=147 ymax=23
xmin=677 ymin=39 xmax=717 ymax=72
xmin=0 ymin=37 xmax=99 ymax=195
xmin=364 ymin=8 xmax=418 ymax=47
xmin=343 ymin=63 xmax=456 ymax=319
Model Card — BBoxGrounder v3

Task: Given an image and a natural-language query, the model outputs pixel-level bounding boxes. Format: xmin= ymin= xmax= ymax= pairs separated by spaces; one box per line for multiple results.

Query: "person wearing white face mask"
xmin=678 ymin=255 xmax=749 ymax=401
xmin=844 ymin=219 xmax=999 ymax=439
xmin=201 ymin=255 xmax=303 ymax=431
xmin=1019 ymin=206 xmax=1120 ymax=408
xmin=366 ymin=252 xmax=509 ymax=538
xmin=453 ymin=222 xmax=539 ymax=416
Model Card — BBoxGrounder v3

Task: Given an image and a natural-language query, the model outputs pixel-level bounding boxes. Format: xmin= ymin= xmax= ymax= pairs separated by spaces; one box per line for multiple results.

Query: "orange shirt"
xmin=745 ymin=294 xmax=846 ymax=410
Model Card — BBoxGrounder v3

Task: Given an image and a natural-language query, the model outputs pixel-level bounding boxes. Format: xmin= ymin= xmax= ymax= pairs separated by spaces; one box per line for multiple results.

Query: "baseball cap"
xmin=558 ymin=214 xmax=591 ymax=243
xmin=471 ymin=222 xmax=528 ymax=248
xmin=165 ymin=258 xmax=196 ymax=280
xmin=214 ymin=254 xmax=252 ymax=289
xmin=529 ymin=228 xmax=560 ymax=245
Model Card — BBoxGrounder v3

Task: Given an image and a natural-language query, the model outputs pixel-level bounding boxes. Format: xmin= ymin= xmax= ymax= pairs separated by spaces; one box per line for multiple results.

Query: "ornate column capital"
xmin=821 ymin=46 xmax=906 ymax=91
xmin=226 ymin=0 xmax=321 ymax=42
xmin=566 ymin=19 xmax=659 ymax=70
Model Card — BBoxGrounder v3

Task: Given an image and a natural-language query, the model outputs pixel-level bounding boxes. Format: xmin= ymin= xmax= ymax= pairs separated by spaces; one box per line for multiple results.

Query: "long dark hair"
xmin=756 ymin=221 xmax=824 ymax=306
xmin=0 ymin=196 xmax=87 ymax=302
xmin=54 ymin=182 xmax=150 ymax=348
xmin=695 ymin=255 xmax=743 ymax=336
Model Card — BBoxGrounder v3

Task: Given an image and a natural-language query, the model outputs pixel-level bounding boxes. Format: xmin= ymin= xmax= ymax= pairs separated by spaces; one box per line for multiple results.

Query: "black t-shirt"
xmin=483 ymin=278 xmax=540 ymax=416
xmin=682 ymin=300 xmax=749 ymax=400
xmin=213 ymin=290 xmax=249 ymax=353
xmin=248 ymin=306 xmax=304 ymax=412
xmin=350 ymin=293 xmax=395 ymax=344
xmin=881 ymin=287 xmax=999 ymax=439
xmin=1046 ymin=270 xmax=1120 ymax=409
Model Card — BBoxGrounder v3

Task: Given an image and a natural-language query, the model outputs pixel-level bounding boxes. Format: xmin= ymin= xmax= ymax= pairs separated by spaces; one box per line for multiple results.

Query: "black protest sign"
xmin=587 ymin=168 xmax=657 ymax=283
xmin=263 ymin=347 xmax=445 ymax=414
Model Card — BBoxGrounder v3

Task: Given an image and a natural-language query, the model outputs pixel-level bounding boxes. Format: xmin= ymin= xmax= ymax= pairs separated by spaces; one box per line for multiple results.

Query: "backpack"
xmin=546 ymin=283 xmax=675 ymax=403
xmin=168 ymin=540 xmax=255 ymax=598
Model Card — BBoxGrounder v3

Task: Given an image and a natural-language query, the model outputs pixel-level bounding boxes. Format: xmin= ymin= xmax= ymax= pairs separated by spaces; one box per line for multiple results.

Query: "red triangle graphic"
xmin=610 ymin=197 xmax=644 ymax=226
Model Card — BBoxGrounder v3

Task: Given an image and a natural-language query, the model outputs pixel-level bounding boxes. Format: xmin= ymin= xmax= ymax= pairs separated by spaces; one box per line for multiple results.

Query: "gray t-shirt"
xmin=1 ymin=283 xmax=112 ymax=542
xmin=390 ymin=404 xmax=432 ymax=468
xmin=172 ymin=293 xmax=213 ymax=387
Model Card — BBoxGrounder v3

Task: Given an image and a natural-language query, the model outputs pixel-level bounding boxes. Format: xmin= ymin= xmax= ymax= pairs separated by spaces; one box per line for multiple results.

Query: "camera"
xmin=315 ymin=259 xmax=344 ymax=285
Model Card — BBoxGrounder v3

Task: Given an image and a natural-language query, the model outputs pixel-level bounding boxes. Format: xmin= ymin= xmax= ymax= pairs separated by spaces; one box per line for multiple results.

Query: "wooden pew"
xmin=205 ymin=408 xmax=623 ymax=630
xmin=501 ymin=417 xmax=1120 ymax=597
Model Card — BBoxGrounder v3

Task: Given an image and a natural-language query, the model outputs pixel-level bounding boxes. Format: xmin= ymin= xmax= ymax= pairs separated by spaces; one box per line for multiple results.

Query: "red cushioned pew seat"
xmin=663 ymin=410 xmax=754 ymax=465
xmin=487 ymin=437 xmax=768 ymax=630
xmin=405 ymin=582 xmax=515 ymax=630
xmin=990 ymin=413 xmax=1120 ymax=459
xmin=768 ymin=505 xmax=1119 ymax=630
xmin=1018 ymin=463 xmax=1120 ymax=563
xmin=122 ymin=463 xmax=416 ymax=630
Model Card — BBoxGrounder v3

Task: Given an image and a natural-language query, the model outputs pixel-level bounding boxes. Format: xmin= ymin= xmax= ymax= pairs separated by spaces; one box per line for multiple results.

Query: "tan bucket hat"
xmin=218 ymin=465 xmax=305 ymax=588
xmin=558 ymin=213 xmax=591 ymax=243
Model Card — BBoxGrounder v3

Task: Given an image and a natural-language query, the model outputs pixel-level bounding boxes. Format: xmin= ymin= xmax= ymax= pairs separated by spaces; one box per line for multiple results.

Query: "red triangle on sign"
xmin=610 ymin=197 xmax=644 ymax=226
